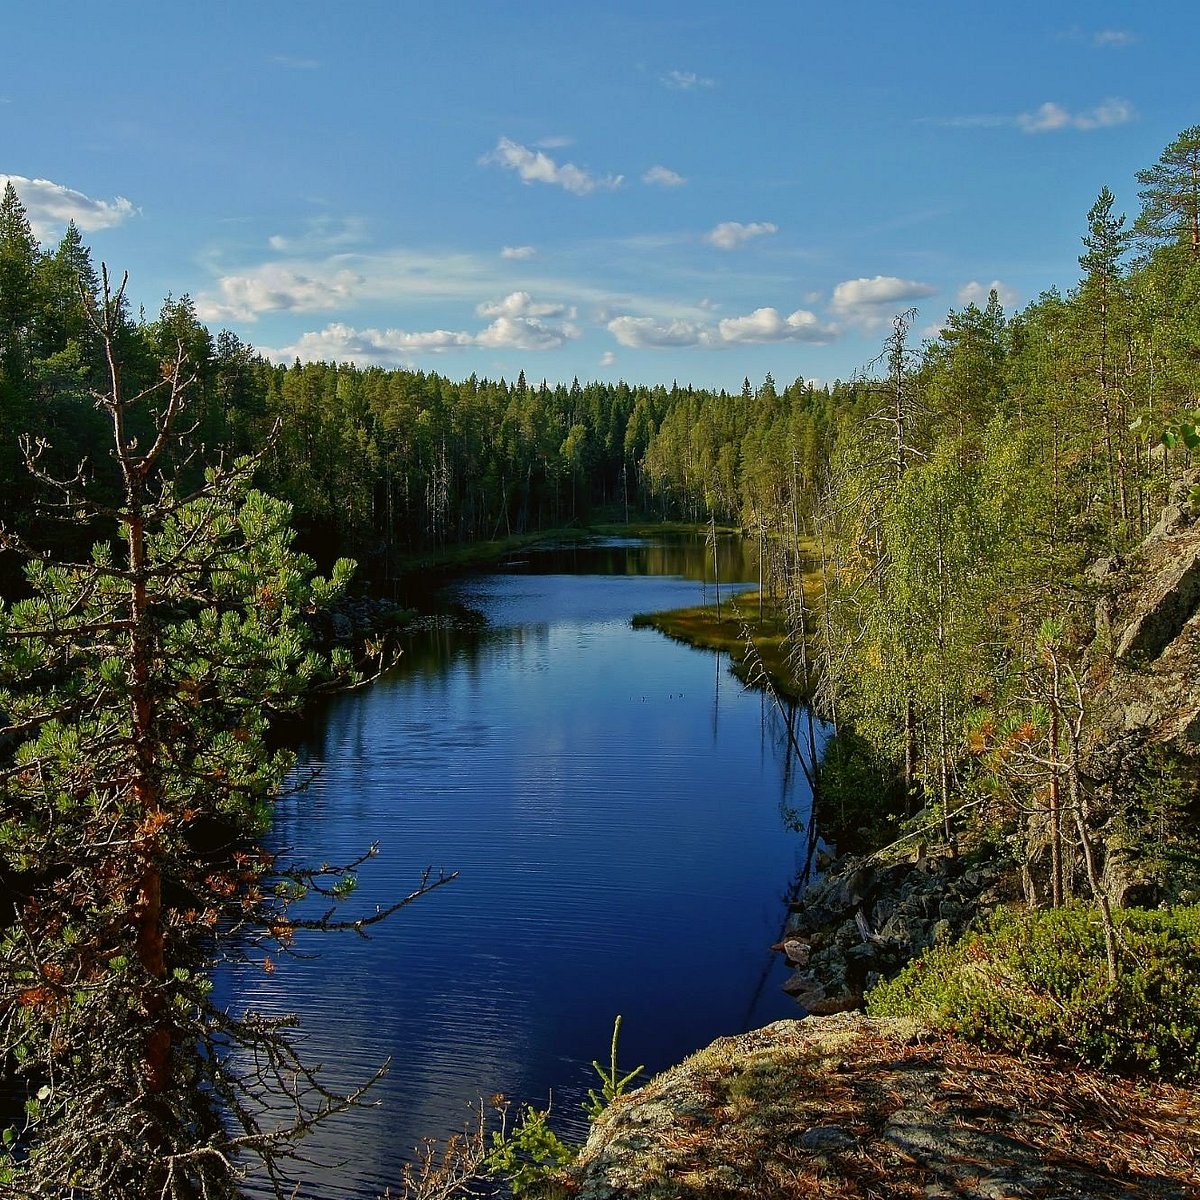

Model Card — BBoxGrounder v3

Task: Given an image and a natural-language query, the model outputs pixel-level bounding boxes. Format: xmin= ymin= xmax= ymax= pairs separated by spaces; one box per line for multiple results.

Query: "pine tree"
xmin=0 ymin=182 xmax=42 ymax=526
xmin=1134 ymin=125 xmax=1200 ymax=256
xmin=0 ymin=181 xmax=40 ymax=377
xmin=1077 ymin=186 xmax=1131 ymax=527
xmin=0 ymin=268 xmax=451 ymax=1198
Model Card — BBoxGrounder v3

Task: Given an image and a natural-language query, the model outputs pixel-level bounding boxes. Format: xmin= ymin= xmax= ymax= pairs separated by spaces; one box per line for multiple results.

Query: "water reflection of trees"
xmin=501 ymin=535 xmax=759 ymax=583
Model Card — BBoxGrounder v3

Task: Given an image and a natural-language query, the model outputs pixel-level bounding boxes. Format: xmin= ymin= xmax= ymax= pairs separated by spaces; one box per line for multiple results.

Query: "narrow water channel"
xmin=229 ymin=536 xmax=820 ymax=1199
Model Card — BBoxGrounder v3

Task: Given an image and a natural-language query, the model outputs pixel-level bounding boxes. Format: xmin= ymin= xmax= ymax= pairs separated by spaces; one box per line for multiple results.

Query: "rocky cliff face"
xmin=1083 ymin=474 xmax=1200 ymax=905
xmin=548 ymin=1014 xmax=1199 ymax=1199
xmin=1092 ymin=472 xmax=1200 ymax=756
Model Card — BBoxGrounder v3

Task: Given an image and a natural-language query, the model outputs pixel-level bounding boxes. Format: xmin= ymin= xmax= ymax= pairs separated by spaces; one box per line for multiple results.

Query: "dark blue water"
xmin=230 ymin=536 xmax=818 ymax=1198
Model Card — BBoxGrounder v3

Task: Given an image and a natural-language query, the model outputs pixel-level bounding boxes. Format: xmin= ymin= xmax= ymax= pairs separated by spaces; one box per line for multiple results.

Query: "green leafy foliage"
xmin=485 ymin=1016 xmax=644 ymax=1196
xmin=867 ymin=905 xmax=1200 ymax=1079
xmin=812 ymin=728 xmax=904 ymax=850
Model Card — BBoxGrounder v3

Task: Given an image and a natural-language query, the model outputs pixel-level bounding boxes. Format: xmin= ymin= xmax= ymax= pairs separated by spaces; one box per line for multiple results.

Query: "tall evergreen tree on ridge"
xmin=1135 ymin=125 xmax=1200 ymax=256
xmin=0 ymin=182 xmax=41 ymax=529
xmin=1078 ymin=185 xmax=1132 ymax=527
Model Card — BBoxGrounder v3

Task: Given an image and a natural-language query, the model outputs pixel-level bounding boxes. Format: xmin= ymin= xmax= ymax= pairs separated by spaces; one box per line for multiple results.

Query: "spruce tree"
xmin=0 ymin=182 xmax=41 ymax=531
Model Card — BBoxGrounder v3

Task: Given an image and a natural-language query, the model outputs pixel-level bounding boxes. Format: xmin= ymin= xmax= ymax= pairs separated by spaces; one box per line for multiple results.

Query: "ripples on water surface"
xmin=228 ymin=538 xmax=819 ymax=1199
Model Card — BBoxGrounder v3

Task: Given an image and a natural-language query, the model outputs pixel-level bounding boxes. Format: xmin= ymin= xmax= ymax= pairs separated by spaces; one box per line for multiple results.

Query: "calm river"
xmin=230 ymin=535 xmax=819 ymax=1199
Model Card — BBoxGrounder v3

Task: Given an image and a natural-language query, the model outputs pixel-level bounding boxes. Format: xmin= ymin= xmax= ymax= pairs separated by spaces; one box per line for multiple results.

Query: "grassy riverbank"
xmin=630 ymin=535 xmax=821 ymax=701
xmin=631 ymin=593 xmax=799 ymax=698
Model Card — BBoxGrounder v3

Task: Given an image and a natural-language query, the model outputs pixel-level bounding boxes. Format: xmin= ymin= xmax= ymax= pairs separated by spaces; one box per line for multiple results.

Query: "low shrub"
xmin=866 ymin=904 xmax=1200 ymax=1080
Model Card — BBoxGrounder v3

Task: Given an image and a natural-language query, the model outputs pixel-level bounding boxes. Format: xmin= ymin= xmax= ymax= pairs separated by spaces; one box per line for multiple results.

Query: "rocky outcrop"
xmin=775 ymin=851 xmax=1016 ymax=1014
xmin=552 ymin=1014 xmax=1200 ymax=1198
xmin=1098 ymin=473 xmax=1200 ymax=754
xmin=311 ymin=595 xmax=414 ymax=644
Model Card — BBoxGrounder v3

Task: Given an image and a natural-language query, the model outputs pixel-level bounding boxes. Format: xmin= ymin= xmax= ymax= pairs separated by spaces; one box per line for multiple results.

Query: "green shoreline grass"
xmin=632 ymin=592 xmax=804 ymax=700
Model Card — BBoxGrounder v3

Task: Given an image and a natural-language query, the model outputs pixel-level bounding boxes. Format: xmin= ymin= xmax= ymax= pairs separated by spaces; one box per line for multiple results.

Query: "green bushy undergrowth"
xmin=867 ymin=904 xmax=1200 ymax=1080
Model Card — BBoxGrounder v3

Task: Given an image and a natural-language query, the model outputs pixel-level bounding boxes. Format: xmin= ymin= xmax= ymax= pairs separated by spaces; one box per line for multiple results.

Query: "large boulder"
xmin=545 ymin=1014 xmax=1199 ymax=1198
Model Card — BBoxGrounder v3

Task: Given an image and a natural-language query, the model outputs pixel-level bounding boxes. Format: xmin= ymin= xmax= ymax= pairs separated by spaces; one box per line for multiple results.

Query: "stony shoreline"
xmin=776 ymin=847 xmax=1019 ymax=1015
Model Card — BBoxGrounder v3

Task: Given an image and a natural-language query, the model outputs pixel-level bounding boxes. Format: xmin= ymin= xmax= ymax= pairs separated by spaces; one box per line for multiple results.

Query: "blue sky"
xmin=3 ymin=2 xmax=1196 ymax=391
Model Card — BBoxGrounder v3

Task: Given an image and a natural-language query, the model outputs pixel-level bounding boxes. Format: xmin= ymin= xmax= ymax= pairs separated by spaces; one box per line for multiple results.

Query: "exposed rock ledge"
xmin=548 ymin=1014 xmax=1199 ymax=1199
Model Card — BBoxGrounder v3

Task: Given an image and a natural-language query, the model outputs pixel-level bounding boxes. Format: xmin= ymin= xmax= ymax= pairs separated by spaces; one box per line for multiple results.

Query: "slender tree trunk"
xmin=1054 ymin=651 xmax=1119 ymax=987
xmin=1048 ymin=698 xmax=1064 ymax=907
xmin=1068 ymin=767 xmax=1120 ymax=987
xmin=708 ymin=510 xmax=721 ymax=618
xmin=104 ymin=306 xmax=172 ymax=1099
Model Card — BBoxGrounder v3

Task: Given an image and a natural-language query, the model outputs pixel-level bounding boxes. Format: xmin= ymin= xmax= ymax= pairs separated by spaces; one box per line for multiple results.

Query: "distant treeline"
xmin=3 ymin=124 xmax=1200 ymax=598
xmin=0 ymin=191 xmax=825 ymax=581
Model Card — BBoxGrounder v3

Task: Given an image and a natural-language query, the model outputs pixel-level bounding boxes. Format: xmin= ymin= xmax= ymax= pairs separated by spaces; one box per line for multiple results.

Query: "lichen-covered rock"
xmin=1114 ymin=532 xmax=1200 ymax=663
xmin=544 ymin=1015 xmax=1200 ymax=1199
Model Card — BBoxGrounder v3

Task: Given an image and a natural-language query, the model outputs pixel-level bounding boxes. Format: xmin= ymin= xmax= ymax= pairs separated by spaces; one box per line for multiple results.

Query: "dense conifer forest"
xmin=1 ymin=129 xmax=1200 ymax=1197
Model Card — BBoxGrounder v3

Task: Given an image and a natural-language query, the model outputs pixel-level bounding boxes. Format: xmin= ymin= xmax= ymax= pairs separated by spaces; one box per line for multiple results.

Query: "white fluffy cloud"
xmin=705 ymin=221 xmax=778 ymax=250
xmin=260 ymin=291 xmax=580 ymax=364
xmin=195 ymin=264 xmax=365 ymax=322
xmin=599 ymin=351 xmax=616 ymax=367
xmin=476 ymin=314 xmax=578 ymax=351
xmin=0 ymin=174 xmax=137 ymax=239
xmin=608 ymin=316 xmax=708 ymax=349
xmin=482 ymin=137 xmax=623 ymax=195
xmin=501 ymin=244 xmax=537 ymax=259
xmin=475 ymin=291 xmax=573 ymax=320
xmin=661 ymin=69 xmax=715 ymax=90
xmin=1017 ymin=98 xmax=1134 ymax=134
xmin=830 ymin=275 xmax=937 ymax=328
xmin=608 ymin=305 xmax=833 ymax=350
xmin=716 ymin=307 xmax=833 ymax=344
xmin=643 ymin=165 xmax=686 ymax=188
xmin=259 ymin=323 xmax=471 ymax=366
xmin=956 ymin=279 xmax=1019 ymax=309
